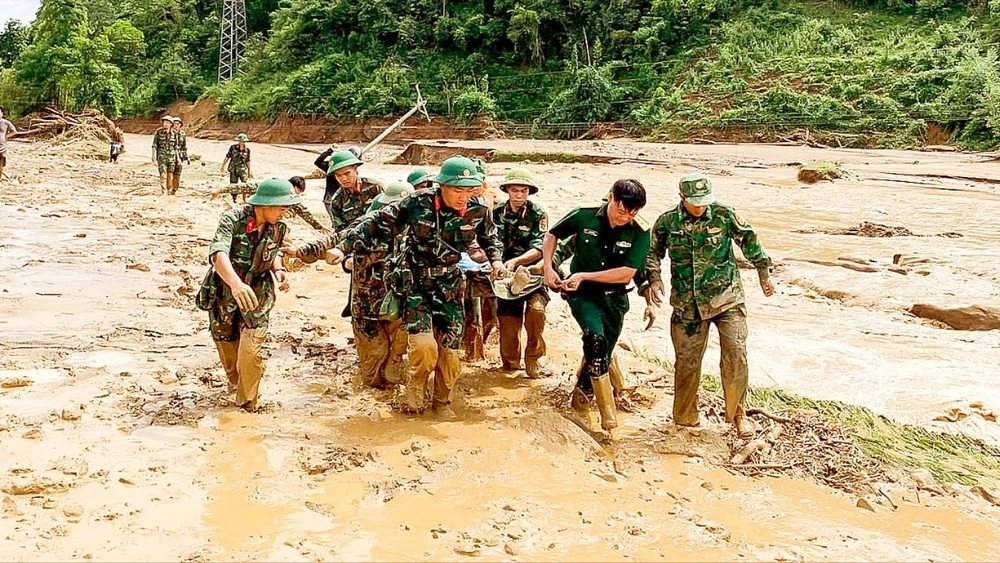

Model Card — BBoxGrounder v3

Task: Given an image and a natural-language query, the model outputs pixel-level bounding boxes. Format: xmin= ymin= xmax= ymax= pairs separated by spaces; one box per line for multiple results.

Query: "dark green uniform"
xmin=548 ymin=204 xmax=650 ymax=391
xmin=336 ymin=187 xmax=502 ymax=348
xmin=152 ymin=128 xmax=176 ymax=174
xmin=226 ymin=144 xmax=251 ymax=184
xmin=216 ymin=183 xmax=328 ymax=231
xmin=326 ymin=178 xmax=384 ymax=231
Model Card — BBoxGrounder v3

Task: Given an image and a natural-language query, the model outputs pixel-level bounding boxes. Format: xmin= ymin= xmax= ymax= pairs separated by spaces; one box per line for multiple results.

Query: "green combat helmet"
xmin=369 ymin=181 xmax=413 ymax=212
xmin=498 ymin=168 xmax=539 ymax=195
xmin=235 ymin=133 xmax=250 ymax=142
xmin=327 ymin=150 xmax=364 ymax=175
xmin=247 ymin=178 xmax=303 ymax=207
xmin=472 ymin=158 xmax=487 ymax=182
xmin=406 ymin=168 xmax=434 ymax=189
xmin=435 ymin=156 xmax=482 ymax=188
xmin=679 ymin=172 xmax=715 ymax=206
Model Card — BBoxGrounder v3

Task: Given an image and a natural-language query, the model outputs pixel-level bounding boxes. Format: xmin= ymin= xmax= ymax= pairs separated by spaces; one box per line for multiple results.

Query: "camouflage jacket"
xmin=326 ymin=178 xmax=384 ymax=230
xmin=494 ymin=198 xmax=547 ymax=263
xmin=152 ymin=128 xmax=175 ymax=160
xmin=216 ymin=183 xmax=328 ymax=231
xmin=173 ymin=131 xmax=188 ymax=162
xmin=337 ymin=187 xmax=502 ymax=276
xmin=349 ymin=213 xmax=399 ymax=321
xmin=226 ymin=144 xmax=251 ymax=173
xmin=646 ymin=201 xmax=771 ymax=321
xmin=206 ymin=205 xmax=289 ymax=327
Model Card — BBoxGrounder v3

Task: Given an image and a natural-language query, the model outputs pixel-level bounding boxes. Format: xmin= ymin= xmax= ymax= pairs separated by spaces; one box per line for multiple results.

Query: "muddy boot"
xmin=432 ymin=348 xmax=461 ymax=412
xmin=570 ymin=358 xmax=591 ymax=411
xmin=355 ymin=327 xmax=390 ymax=389
xmin=591 ymin=373 xmax=618 ymax=431
xmin=498 ymin=316 xmax=522 ymax=370
xmin=171 ymin=171 xmax=182 ymax=194
xmin=401 ymin=332 xmax=436 ymax=413
xmin=733 ymin=414 xmax=756 ymax=439
xmin=608 ymin=352 xmax=626 ymax=398
xmin=383 ymin=320 xmax=408 ymax=386
xmin=523 ymin=293 xmax=547 ymax=379
xmin=215 ymin=340 xmax=240 ymax=394
xmin=524 ymin=358 xmax=543 ymax=379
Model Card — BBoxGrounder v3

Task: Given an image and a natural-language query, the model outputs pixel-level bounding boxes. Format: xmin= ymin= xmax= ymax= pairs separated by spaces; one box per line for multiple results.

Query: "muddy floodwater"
xmin=0 ymin=134 xmax=999 ymax=560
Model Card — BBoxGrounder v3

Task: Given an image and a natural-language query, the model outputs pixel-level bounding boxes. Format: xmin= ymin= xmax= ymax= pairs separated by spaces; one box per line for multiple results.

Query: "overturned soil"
xmin=1 ymin=133 xmax=999 ymax=560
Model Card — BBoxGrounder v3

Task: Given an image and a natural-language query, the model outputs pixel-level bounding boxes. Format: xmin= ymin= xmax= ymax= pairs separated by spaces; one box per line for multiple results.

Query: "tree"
xmin=0 ymin=21 xmax=29 ymax=67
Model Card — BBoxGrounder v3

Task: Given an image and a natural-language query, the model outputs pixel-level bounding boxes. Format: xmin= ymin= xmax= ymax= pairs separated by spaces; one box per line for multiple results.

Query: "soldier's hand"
xmin=760 ymin=277 xmax=775 ymax=297
xmin=280 ymin=246 xmax=298 ymax=257
xmin=343 ymin=257 xmax=354 ymax=272
xmin=491 ymin=261 xmax=509 ymax=280
xmin=562 ymin=273 xmax=583 ymax=292
xmin=643 ymin=305 xmax=656 ymax=331
xmin=543 ymin=267 xmax=561 ymax=290
xmin=649 ymin=281 xmax=665 ymax=307
xmin=503 ymin=259 xmax=519 ymax=273
xmin=325 ymin=248 xmax=345 ymax=266
xmin=231 ymin=282 xmax=260 ymax=313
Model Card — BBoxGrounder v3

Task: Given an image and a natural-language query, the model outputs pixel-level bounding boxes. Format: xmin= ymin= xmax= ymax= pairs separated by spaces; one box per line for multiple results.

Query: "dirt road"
xmin=0 ymin=134 xmax=998 ymax=560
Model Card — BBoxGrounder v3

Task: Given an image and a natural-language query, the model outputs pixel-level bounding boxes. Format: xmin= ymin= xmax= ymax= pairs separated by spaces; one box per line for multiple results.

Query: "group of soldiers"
xmin=198 ymin=146 xmax=775 ymax=438
xmin=150 ymin=116 xmax=190 ymax=195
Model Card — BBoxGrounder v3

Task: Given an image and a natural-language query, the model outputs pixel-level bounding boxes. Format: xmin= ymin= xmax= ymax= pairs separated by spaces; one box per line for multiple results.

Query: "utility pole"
xmin=218 ymin=0 xmax=248 ymax=84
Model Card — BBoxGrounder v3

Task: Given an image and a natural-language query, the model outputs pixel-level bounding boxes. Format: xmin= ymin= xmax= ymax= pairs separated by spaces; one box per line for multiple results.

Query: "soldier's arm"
xmin=728 ymin=209 xmax=772 ymax=279
xmin=294 ymin=231 xmax=340 ymax=262
xmin=211 ymin=183 xmax=256 ymax=198
xmin=644 ymin=215 xmax=669 ymax=285
xmin=543 ymin=208 xmax=580 ymax=275
xmin=289 ymin=204 xmax=329 ymax=231
xmin=507 ymin=208 xmax=548 ymax=268
xmin=475 ymin=209 xmax=504 ymax=264
xmin=314 ymin=149 xmax=333 ymax=172
xmin=327 ymin=191 xmax=347 ymax=231
xmin=334 ymin=199 xmax=407 ymax=254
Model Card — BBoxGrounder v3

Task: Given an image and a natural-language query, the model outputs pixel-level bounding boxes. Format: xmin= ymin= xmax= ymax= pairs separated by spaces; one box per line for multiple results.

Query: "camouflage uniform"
xmin=152 ymin=127 xmax=176 ymax=193
xmin=461 ymin=193 xmax=498 ymax=360
xmin=494 ymin=198 xmax=549 ymax=372
xmin=216 ymin=183 xmax=328 ymax=231
xmin=646 ymin=199 xmax=771 ymax=425
xmin=336 ymin=186 xmax=502 ymax=411
xmin=201 ymin=205 xmax=289 ymax=411
xmin=170 ymin=130 xmax=188 ymax=195
xmin=226 ymin=144 xmax=251 ymax=184
xmin=327 ymin=178 xmax=384 ymax=231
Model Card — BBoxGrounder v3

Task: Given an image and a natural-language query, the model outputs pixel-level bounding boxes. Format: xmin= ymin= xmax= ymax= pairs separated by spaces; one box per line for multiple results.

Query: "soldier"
xmin=290 ymin=181 xmax=414 ymax=389
xmin=323 ymin=156 xmax=506 ymax=415
xmin=542 ymin=179 xmax=650 ymax=432
xmin=210 ymin=176 xmax=329 ymax=231
xmin=407 ymin=168 xmax=435 ymax=190
xmin=151 ymin=116 xmax=175 ymax=193
xmin=0 ymin=106 xmax=18 ymax=182
xmin=195 ymin=178 xmax=301 ymax=412
xmin=314 ymin=146 xmax=362 ymax=223
xmin=461 ymin=158 xmax=498 ymax=360
xmin=169 ymin=117 xmax=189 ymax=195
xmin=220 ymin=133 xmax=253 ymax=202
xmin=644 ymin=172 xmax=774 ymax=439
xmin=492 ymin=168 xmax=549 ymax=378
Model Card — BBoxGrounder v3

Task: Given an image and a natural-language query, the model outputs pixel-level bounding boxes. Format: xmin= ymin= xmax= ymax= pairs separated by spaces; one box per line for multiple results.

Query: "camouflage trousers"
xmin=157 ymin=154 xmax=178 ymax=174
xmin=353 ymin=318 xmax=407 ymax=388
xmin=497 ymin=290 xmax=548 ymax=369
xmin=214 ymin=326 xmax=267 ymax=412
xmin=461 ymin=272 xmax=496 ymax=361
xmin=403 ymin=271 xmax=465 ymax=349
xmin=670 ymin=306 xmax=749 ymax=425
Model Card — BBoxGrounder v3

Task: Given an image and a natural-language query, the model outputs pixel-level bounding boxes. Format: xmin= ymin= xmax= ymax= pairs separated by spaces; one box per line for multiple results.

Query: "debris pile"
xmin=19 ymin=107 xmax=125 ymax=145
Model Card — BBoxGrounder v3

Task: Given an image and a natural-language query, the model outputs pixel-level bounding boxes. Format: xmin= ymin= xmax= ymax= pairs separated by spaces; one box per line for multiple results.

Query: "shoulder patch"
xmin=634 ymin=215 xmax=650 ymax=231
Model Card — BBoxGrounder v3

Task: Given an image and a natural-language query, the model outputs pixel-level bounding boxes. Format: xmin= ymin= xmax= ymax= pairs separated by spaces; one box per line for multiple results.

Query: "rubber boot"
xmin=524 ymin=294 xmax=547 ymax=378
xmin=592 ymin=374 xmax=618 ymax=431
xmin=608 ymin=352 xmax=626 ymax=396
xmin=383 ymin=320 xmax=408 ymax=385
xmin=432 ymin=348 xmax=462 ymax=414
xmin=401 ymin=332 xmax=437 ymax=413
xmin=215 ymin=340 xmax=240 ymax=394
xmin=498 ymin=316 xmax=522 ymax=370
xmin=570 ymin=358 xmax=591 ymax=411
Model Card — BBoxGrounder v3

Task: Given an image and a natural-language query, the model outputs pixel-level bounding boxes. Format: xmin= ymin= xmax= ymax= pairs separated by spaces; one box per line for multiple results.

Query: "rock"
xmin=53 ymin=457 xmax=89 ymax=477
xmin=970 ymin=486 xmax=1000 ymax=506
xmin=908 ymin=304 xmax=1000 ymax=331
xmin=502 ymin=504 xmax=515 ymax=512
xmin=22 ymin=429 xmax=43 ymax=440
xmin=42 ymin=498 xmax=58 ymax=509
xmin=504 ymin=542 xmax=519 ymax=556
xmin=0 ymin=377 xmax=33 ymax=389
xmin=126 ymin=263 xmax=151 ymax=272
xmin=797 ymin=162 xmax=841 ymax=183
xmin=454 ymin=544 xmax=482 ymax=557
xmin=856 ymin=498 xmax=877 ymax=512
xmin=2 ymin=496 xmax=19 ymax=515
xmin=60 ymin=409 xmax=82 ymax=421
xmin=62 ymin=502 xmax=84 ymax=519
xmin=701 ymin=481 xmax=715 ymax=491
xmin=158 ymin=373 xmax=179 ymax=385
xmin=2 ymin=475 xmax=71 ymax=496
xmin=75 ymin=233 xmax=87 ymax=238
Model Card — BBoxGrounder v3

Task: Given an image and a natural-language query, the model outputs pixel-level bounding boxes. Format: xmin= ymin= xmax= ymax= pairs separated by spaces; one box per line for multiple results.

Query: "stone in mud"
xmin=52 ymin=457 xmax=89 ymax=477
xmin=908 ymin=304 xmax=1000 ymax=331
xmin=42 ymin=498 xmax=58 ymax=509
xmin=62 ymin=502 xmax=84 ymax=519
xmin=855 ymin=498 xmax=877 ymax=512
xmin=652 ymin=426 xmax=729 ymax=463
xmin=2 ymin=495 xmax=20 ymax=515
xmin=504 ymin=542 xmax=519 ymax=556
xmin=797 ymin=162 xmax=841 ymax=183
xmin=1 ymin=474 xmax=72 ymax=496
xmin=454 ymin=543 xmax=482 ymax=557
xmin=22 ymin=428 xmax=43 ymax=440
xmin=126 ymin=263 xmax=151 ymax=272
xmin=970 ymin=486 xmax=1000 ymax=507
xmin=0 ymin=377 xmax=33 ymax=389
xmin=60 ymin=409 xmax=82 ymax=421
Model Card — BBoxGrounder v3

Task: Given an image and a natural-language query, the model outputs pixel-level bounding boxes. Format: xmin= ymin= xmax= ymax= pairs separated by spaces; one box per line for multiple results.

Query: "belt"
xmin=421 ymin=265 xmax=460 ymax=277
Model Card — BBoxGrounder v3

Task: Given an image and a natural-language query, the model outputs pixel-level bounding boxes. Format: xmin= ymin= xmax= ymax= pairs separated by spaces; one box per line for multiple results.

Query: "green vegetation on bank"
xmin=4 ymin=0 xmax=1000 ymax=147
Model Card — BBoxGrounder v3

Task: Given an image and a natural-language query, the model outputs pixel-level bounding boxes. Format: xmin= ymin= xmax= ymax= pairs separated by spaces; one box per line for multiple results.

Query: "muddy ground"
xmin=1 ymin=134 xmax=999 ymax=561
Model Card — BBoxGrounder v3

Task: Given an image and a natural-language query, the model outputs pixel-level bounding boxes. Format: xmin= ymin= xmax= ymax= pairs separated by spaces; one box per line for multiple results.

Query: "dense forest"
xmin=3 ymin=0 xmax=1000 ymax=147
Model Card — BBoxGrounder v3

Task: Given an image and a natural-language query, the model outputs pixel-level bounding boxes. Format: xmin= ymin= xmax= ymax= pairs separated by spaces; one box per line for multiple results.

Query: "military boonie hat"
xmin=247 ymin=178 xmax=303 ymax=207
xmin=161 ymin=115 xmax=173 ymax=122
xmin=235 ymin=133 xmax=250 ymax=142
xmin=328 ymin=150 xmax=364 ymax=174
xmin=679 ymin=172 xmax=715 ymax=206
xmin=499 ymin=167 xmax=539 ymax=195
xmin=370 ymin=181 xmax=413 ymax=211
xmin=172 ymin=116 xmax=183 ymax=124
xmin=407 ymin=168 xmax=434 ymax=188
xmin=435 ymin=156 xmax=482 ymax=189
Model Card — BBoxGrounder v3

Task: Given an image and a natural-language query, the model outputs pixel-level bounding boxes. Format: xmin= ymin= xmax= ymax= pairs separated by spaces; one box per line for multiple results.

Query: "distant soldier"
xmin=542 ymin=179 xmax=651 ymax=432
xmin=0 ymin=106 xmax=18 ymax=181
xmin=314 ymin=145 xmax=362 ymax=223
xmin=109 ymin=140 xmax=123 ymax=164
xmin=289 ymin=181 xmax=414 ymax=389
xmin=151 ymin=116 xmax=176 ymax=193
xmin=645 ymin=173 xmax=774 ymax=438
xmin=407 ymin=168 xmax=435 ymax=191
xmin=196 ymin=178 xmax=301 ymax=412
xmin=169 ymin=117 xmax=189 ymax=195
xmin=211 ymin=176 xmax=328 ymax=231
xmin=492 ymin=168 xmax=549 ymax=378
xmin=324 ymin=156 xmax=506 ymax=415
xmin=220 ymin=133 xmax=253 ymax=201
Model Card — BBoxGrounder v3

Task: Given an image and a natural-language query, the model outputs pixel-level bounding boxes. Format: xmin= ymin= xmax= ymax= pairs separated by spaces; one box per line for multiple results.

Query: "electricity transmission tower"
xmin=218 ymin=0 xmax=248 ymax=84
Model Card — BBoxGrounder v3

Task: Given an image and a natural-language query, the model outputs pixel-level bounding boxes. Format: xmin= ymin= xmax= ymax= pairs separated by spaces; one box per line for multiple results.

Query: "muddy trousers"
xmin=567 ymin=292 xmax=628 ymax=393
xmin=497 ymin=291 xmax=548 ymax=369
xmin=169 ymin=166 xmax=182 ymax=194
xmin=214 ymin=326 xmax=268 ymax=411
xmin=462 ymin=279 xmax=496 ymax=361
xmin=159 ymin=172 xmax=175 ymax=193
xmin=670 ymin=307 xmax=749 ymax=425
xmin=353 ymin=319 xmax=408 ymax=388
xmin=402 ymin=332 xmax=461 ymax=413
